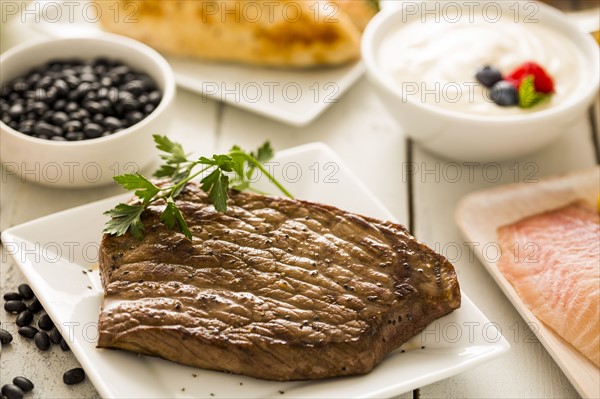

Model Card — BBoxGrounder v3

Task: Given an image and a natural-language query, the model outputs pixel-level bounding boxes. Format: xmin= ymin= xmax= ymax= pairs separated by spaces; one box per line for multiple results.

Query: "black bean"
xmin=60 ymin=338 xmax=70 ymax=351
xmin=15 ymin=310 xmax=33 ymax=327
xmin=3 ymin=292 xmax=22 ymax=301
xmin=52 ymin=111 xmax=68 ymax=125
xmin=110 ymin=65 xmax=130 ymax=76
xmin=121 ymin=80 xmax=145 ymax=95
xmin=65 ymin=101 xmax=79 ymax=112
xmin=26 ymin=297 xmax=43 ymax=313
xmin=12 ymin=377 xmax=34 ymax=392
xmin=53 ymin=98 xmax=67 ymax=111
xmin=18 ymin=284 xmax=33 ymax=299
xmin=30 ymin=101 xmax=48 ymax=115
xmin=65 ymin=131 xmax=85 ymax=141
xmin=0 ymin=328 xmax=13 ymax=344
xmin=63 ymin=120 xmax=82 ymax=132
xmin=33 ymin=121 xmax=57 ymax=137
xmin=83 ymin=123 xmax=103 ymax=139
xmin=34 ymin=331 xmax=50 ymax=351
xmin=63 ymin=368 xmax=85 ymax=385
xmin=70 ymin=109 xmax=89 ymax=120
xmin=103 ymin=116 xmax=122 ymax=130
xmin=84 ymin=101 xmax=102 ymax=114
xmin=38 ymin=314 xmax=54 ymax=331
xmin=100 ymin=76 xmax=113 ymax=87
xmin=36 ymin=75 xmax=52 ymax=89
xmin=79 ymin=73 xmax=96 ymax=82
xmin=8 ymin=103 xmax=24 ymax=119
xmin=92 ymin=113 xmax=104 ymax=124
xmin=4 ymin=300 xmax=27 ymax=314
xmin=64 ymin=75 xmax=80 ymax=89
xmin=34 ymin=88 xmax=46 ymax=101
xmin=49 ymin=328 xmax=62 ymax=344
xmin=45 ymin=87 xmax=58 ymax=103
xmin=53 ymin=79 xmax=69 ymax=96
xmin=17 ymin=326 xmax=38 ymax=339
xmin=126 ymin=111 xmax=144 ymax=125
xmin=1 ymin=384 xmax=24 ymax=399
xmin=13 ymin=80 xmax=29 ymax=92
xmin=143 ymin=103 xmax=155 ymax=115
xmin=41 ymin=110 xmax=54 ymax=122
xmin=51 ymin=136 xmax=66 ymax=141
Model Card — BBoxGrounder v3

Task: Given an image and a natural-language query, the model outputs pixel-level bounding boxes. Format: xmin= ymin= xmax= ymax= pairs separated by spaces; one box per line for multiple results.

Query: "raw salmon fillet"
xmin=498 ymin=202 xmax=600 ymax=367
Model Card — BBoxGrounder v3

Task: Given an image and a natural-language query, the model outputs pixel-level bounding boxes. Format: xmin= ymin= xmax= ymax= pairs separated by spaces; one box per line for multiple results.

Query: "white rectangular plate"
xmin=2 ymin=143 xmax=509 ymax=398
xmin=26 ymin=0 xmax=363 ymax=126
xmin=456 ymin=167 xmax=600 ymax=399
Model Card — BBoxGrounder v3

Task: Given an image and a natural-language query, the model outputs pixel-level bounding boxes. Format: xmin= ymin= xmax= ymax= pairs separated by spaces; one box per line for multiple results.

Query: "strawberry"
xmin=506 ymin=62 xmax=555 ymax=93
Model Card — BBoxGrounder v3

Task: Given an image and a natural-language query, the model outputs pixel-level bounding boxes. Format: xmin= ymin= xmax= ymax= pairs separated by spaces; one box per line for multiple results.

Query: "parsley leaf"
xmin=103 ymin=204 xmax=145 ymax=239
xmin=104 ymin=135 xmax=292 ymax=240
xmin=161 ymin=197 xmax=192 ymax=239
xmin=113 ymin=173 xmax=160 ymax=204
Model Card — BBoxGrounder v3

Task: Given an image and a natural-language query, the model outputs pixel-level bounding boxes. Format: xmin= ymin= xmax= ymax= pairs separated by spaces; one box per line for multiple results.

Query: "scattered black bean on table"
xmin=37 ymin=313 xmax=54 ymax=331
xmin=34 ymin=331 xmax=51 ymax=351
xmin=15 ymin=310 xmax=33 ymax=327
xmin=48 ymin=328 xmax=62 ymax=344
xmin=1 ymin=384 xmax=24 ymax=399
xmin=0 ymin=58 xmax=162 ymax=141
xmin=25 ymin=297 xmax=43 ymax=313
xmin=12 ymin=377 xmax=34 ymax=392
xmin=4 ymin=300 xmax=27 ymax=314
xmin=63 ymin=368 xmax=85 ymax=385
xmin=17 ymin=284 xmax=34 ymax=300
xmin=0 ymin=328 xmax=13 ymax=344
xmin=60 ymin=337 xmax=70 ymax=352
xmin=3 ymin=292 xmax=23 ymax=301
xmin=17 ymin=326 xmax=38 ymax=340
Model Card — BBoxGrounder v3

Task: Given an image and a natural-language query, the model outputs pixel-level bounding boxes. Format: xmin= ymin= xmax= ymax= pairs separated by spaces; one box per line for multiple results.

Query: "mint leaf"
xmin=519 ymin=75 xmax=550 ymax=109
xmin=113 ymin=173 xmax=160 ymax=204
xmin=103 ymin=204 xmax=145 ymax=239
xmin=161 ymin=197 xmax=192 ymax=239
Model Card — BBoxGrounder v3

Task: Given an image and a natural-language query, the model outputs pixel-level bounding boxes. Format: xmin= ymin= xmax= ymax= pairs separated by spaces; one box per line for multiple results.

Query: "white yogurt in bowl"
xmin=378 ymin=16 xmax=588 ymax=115
xmin=362 ymin=1 xmax=600 ymax=161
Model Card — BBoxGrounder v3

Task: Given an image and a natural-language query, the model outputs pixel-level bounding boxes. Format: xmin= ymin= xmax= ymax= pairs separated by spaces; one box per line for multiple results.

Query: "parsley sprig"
xmin=103 ymin=135 xmax=293 ymax=240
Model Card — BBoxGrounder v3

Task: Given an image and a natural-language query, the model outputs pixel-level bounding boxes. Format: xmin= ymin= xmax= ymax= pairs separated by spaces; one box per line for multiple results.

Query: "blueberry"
xmin=490 ymin=81 xmax=519 ymax=106
xmin=476 ymin=65 xmax=503 ymax=88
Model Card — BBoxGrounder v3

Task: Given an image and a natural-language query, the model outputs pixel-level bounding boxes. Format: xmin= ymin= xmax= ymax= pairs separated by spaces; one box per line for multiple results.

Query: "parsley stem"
xmin=229 ymin=151 xmax=294 ymax=199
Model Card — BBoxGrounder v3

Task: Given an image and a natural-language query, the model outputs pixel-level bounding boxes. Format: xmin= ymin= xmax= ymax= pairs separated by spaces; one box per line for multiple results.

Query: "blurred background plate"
xmin=22 ymin=0 xmax=364 ymax=126
xmin=380 ymin=0 xmax=600 ymax=33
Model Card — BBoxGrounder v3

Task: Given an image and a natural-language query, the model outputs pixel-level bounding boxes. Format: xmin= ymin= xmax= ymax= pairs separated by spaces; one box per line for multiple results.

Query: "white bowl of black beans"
xmin=0 ymin=34 xmax=175 ymax=188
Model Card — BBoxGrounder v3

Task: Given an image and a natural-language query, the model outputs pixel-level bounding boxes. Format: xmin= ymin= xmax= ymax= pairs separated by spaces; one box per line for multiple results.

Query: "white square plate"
xmin=2 ymin=143 xmax=509 ymax=398
xmin=26 ymin=0 xmax=364 ymax=126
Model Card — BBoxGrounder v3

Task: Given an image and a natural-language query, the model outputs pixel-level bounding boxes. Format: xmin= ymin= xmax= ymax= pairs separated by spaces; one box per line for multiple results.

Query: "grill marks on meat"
xmin=97 ymin=184 xmax=461 ymax=380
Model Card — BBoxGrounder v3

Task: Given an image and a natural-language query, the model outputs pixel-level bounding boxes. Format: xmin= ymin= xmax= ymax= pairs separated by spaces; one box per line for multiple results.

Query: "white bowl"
xmin=362 ymin=1 xmax=600 ymax=161
xmin=0 ymin=34 xmax=175 ymax=188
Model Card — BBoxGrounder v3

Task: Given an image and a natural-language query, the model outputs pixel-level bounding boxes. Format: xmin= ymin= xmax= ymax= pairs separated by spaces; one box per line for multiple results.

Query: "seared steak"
xmin=97 ymin=183 xmax=460 ymax=380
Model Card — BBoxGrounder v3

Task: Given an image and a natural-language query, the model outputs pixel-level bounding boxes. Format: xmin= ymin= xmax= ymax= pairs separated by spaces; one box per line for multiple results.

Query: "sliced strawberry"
xmin=506 ymin=62 xmax=554 ymax=93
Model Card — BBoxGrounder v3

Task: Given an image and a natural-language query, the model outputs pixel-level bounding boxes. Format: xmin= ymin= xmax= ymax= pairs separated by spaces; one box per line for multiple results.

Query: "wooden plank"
xmin=218 ymin=77 xmax=409 ymax=226
xmin=411 ymin=117 xmax=595 ymax=398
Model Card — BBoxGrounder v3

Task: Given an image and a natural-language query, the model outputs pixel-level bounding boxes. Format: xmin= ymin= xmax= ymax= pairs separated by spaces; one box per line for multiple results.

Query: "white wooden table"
xmin=1 ymin=17 xmax=598 ymax=399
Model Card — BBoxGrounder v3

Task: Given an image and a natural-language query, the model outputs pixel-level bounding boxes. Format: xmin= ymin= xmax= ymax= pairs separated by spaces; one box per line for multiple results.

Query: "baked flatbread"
xmin=95 ymin=0 xmax=378 ymax=68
